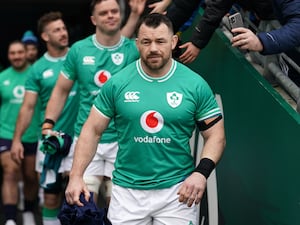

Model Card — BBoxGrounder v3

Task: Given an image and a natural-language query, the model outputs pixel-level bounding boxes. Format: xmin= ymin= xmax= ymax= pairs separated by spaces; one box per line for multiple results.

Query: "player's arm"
xmin=11 ymin=91 xmax=38 ymax=164
xmin=121 ymin=0 xmax=146 ymax=38
xmin=199 ymin=115 xmax=226 ymax=164
xmin=65 ymin=106 xmax=110 ymax=206
xmin=43 ymin=74 xmax=74 ymax=133
xmin=178 ymin=116 xmax=225 ymax=207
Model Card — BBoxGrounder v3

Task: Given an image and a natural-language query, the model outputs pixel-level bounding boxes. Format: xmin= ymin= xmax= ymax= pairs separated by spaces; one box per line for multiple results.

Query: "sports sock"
xmin=42 ymin=207 xmax=61 ymax=225
xmin=3 ymin=204 xmax=17 ymax=221
xmin=24 ymin=199 xmax=36 ymax=212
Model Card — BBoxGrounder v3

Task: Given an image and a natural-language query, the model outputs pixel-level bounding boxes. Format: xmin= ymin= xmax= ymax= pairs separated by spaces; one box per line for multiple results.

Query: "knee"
xmin=2 ymin=163 xmax=19 ymax=182
xmin=83 ymin=175 xmax=102 ymax=194
xmin=104 ymin=179 xmax=112 ymax=197
xmin=43 ymin=192 xmax=61 ymax=209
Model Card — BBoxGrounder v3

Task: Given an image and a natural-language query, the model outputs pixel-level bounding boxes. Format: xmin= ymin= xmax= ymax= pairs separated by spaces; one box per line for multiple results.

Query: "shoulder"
xmin=0 ymin=67 xmax=12 ymax=77
xmin=114 ymin=60 xmax=137 ymax=78
xmin=70 ymin=35 xmax=93 ymax=50
xmin=107 ymin=60 xmax=137 ymax=84
xmin=32 ymin=54 xmax=46 ymax=66
xmin=121 ymin=37 xmax=137 ymax=48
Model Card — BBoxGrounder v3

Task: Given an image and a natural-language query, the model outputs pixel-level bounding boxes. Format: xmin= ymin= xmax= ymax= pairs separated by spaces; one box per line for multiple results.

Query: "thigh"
xmin=60 ymin=137 xmax=77 ymax=173
xmin=0 ymin=138 xmax=11 ymax=154
xmin=108 ymin=184 xmax=152 ymax=225
xmin=22 ymin=154 xmax=37 ymax=178
xmin=23 ymin=141 xmax=38 ymax=156
xmin=1 ymin=150 xmax=20 ymax=172
xmin=97 ymin=142 xmax=118 ymax=163
xmin=152 ymin=182 xmax=197 ymax=225
xmin=102 ymin=142 xmax=118 ymax=178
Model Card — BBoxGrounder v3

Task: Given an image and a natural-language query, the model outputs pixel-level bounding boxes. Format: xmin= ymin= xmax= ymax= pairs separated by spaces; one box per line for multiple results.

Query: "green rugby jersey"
xmin=94 ymin=59 xmax=222 ymax=189
xmin=25 ymin=52 xmax=79 ymax=136
xmin=0 ymin=66 xmax=39 ymax=142
xmin=61 ymin=34 xmax=139 ymax=143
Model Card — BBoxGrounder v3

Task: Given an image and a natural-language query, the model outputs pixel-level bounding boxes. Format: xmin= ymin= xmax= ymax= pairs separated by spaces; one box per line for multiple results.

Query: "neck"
xmin=14 ymin=63 xmax=29 ymax=72
xmin=46 ymin=45 xmax=68 ymax=58
xmin=95 ymin=30 xmax=121 ymax=46
xmin=141 ymin=59 xmax=173 ymax=78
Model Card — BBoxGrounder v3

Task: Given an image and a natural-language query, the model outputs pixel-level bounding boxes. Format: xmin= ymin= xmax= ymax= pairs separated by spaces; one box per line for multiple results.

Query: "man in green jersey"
xmin=43 ymin=0 xmax=145 ymax=205
xmin=65 ymin=13 xmax=226 ymax=224
xmin=11 ymin=12 xmax=79 ymax=225
xmin=0 ymin=41 xmax=40 ymax=225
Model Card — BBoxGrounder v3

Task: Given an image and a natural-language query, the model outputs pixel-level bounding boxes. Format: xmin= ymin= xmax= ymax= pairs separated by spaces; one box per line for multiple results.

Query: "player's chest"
xmin=0 ymin=77 xmax=26 ymax=100
xmin=116 ymin=84 xmax=196 ymax=122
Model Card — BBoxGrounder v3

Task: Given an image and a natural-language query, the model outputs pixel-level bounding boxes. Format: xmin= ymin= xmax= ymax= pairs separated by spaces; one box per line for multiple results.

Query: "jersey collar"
xmin=44 ymin=50 xmax=68 ymax=62
xmin=92 ymin=34 xmax=124 ymax=51
xmin=136 ymin=59 xmax=177 ymax=83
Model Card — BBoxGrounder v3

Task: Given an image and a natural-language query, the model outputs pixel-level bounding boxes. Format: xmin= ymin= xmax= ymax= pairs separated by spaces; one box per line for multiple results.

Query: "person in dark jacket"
xmin=231 ymin=0 xmax=300 ymax=54
xmin=166 ymin=0 xmax=200 ymax=33
xmin=166 ymin=0 xmax=275 ymax=63
xmin=231 ymin=0 xmax=300 ymax=85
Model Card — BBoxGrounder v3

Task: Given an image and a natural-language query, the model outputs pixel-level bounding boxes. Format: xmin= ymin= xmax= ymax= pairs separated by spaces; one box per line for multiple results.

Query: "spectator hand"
xmin=65 ymin=175 xmax=91 ymax=207
xmin=148 ymin=0 xmax=171 ymax=14
xmin=231 ymin=27 xmax=263 ymax=52
xmin=177 ymin=172 xmax=207 ymax=207
xmin=10 ymin=140 xmax=24 ymax=165
xmin=179 ymin=42 xmax=200 ymax=64
xmin=128 ymin=0 xmax=147 ymax=16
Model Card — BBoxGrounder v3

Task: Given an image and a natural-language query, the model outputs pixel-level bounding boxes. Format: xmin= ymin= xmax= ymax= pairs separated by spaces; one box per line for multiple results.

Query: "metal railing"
xmin=222 ymin=8 xmax=300 ymax=112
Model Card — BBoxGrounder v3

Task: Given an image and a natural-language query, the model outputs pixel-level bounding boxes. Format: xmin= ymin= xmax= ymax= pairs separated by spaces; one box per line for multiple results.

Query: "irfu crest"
xmin=111 ymin=53 xmax=124 ymax=65
xmin=167 ymin=91 xmax=183 ymax=108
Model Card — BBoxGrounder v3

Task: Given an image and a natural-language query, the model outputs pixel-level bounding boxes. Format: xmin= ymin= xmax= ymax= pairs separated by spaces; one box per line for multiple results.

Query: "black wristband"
xmin=194 ymin=158 xmax=216 ymax=179
xmin=43 ymin=118 xmax=55 ymax=126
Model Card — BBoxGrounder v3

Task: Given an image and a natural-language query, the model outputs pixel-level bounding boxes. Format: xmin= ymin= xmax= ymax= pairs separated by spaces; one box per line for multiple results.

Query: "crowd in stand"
xmin=0 ymin=0 xmax=299 ymax=225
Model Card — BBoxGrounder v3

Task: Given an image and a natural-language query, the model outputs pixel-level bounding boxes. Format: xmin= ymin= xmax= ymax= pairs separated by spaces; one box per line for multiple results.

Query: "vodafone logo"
xmin=140 ymin=110 xmax=164 ymax=133
xmin=94 ymin=70 xmax=111 ymax=87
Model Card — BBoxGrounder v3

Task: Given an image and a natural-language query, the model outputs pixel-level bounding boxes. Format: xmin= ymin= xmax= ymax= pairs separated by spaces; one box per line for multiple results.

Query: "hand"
xmin=10 ymin=140 xmax=24 ymax=165
xmin=179 ymin=42 xmax=200 ymax=64
xmin=231 ymin=27 xmax=263 ymax=52
xmin=177 ymin=172 xmax=207 ymax=207
xmin=41 ymin=128 xmax=59 ymax=137
xmin=128 ymin=0 xmax=147 ymax=16
xmin=65 ymin=175 xmax=90 ymax=206
xmin=148 ymin=0 xmax=171 ymax=14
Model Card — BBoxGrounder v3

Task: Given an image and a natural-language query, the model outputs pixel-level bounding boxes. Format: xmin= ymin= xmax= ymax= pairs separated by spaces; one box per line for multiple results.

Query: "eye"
xmin=157 ymin=39 xmax=166 ymax=44
xmin=111 ymin=9 xmax=119 ymax=14
xmin=141 ymin=40 xmax=150 ymax=45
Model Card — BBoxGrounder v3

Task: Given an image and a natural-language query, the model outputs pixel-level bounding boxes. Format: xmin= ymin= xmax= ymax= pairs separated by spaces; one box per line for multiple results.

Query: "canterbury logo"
xmin=43 ymin=69 xmax=54 ymax=78
xmin=83 ymin=56 xmax=95 ymax=65
xmin=124 ymin=91 xmax=140 ymax=102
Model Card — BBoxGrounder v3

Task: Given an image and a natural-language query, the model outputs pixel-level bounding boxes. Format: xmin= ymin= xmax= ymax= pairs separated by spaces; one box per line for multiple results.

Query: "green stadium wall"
xmin=182 ymin=14 xmax=300 ymax=225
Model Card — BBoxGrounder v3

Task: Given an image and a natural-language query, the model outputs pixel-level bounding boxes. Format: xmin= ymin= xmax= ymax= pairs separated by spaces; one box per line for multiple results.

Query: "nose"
xmin=149 ymin=42 xmax=158 ymax=52
xmin=108 ymin=11 xmax=114 ymax=18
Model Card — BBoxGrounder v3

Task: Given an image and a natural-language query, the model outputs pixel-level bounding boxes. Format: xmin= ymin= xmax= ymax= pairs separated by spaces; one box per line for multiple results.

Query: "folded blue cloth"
xmin=40 ymin=133 xmax=72 ymax=190
xmin=58 ymin=192 xmax=112 ymax=225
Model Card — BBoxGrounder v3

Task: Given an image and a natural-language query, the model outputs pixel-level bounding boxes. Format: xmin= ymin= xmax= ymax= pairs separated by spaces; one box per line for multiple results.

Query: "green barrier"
xmin=182 ymin=13 xmax=300 ymax=225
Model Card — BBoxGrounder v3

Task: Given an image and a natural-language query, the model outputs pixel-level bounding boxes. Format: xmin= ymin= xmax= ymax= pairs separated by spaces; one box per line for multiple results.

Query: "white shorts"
xmin=108 ymin=182 xmax=197 ymax=225
xmin=61 ymin=137 xmax=117 ymax=178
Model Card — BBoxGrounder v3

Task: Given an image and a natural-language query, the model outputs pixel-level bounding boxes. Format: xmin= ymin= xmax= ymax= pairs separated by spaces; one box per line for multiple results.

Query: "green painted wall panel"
xmin=182 ymin=21 xmax=300 ymax=224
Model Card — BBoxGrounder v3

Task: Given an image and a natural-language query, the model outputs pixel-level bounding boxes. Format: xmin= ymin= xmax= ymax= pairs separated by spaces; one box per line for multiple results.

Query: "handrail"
xmin=220 ymin=10 xmax=300 ymax=112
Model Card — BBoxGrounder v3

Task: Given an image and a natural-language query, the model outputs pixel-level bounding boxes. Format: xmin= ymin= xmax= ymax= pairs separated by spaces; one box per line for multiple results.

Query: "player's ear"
xmin=171 ymin=34 xmax=178 ymax=50
xmin=90 ymin=15 xmax=96 ymax=26
xmin=41 ymin=32 xmax=49 ymax=42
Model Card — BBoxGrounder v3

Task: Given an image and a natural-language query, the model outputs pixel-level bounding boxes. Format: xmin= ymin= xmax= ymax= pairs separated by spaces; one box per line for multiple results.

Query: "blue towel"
xmin=58 ymin=192 xmax=111 ymax=225
xmin=40 ymin=133 xmax=72 ymax=190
